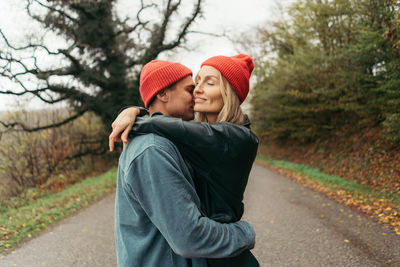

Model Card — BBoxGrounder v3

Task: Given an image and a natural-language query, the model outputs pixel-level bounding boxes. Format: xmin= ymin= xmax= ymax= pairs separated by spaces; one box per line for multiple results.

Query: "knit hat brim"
xmin=140 ymin=60 xmax=192 ymax=107
xmin=201 ymin=54 xmax=254 ymax=103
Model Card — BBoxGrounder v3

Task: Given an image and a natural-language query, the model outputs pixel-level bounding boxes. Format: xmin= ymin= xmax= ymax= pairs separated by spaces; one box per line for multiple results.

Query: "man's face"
xmin=165 ymin=75 xmax=195 ymax=121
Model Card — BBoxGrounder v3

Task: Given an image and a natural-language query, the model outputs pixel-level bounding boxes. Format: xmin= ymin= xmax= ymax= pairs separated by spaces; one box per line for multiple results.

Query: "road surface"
xmin=1 ymin=163 xmax=400 ymax=266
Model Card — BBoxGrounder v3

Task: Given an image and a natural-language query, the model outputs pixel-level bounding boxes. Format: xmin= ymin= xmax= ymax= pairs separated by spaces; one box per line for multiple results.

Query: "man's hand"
xmin=109 ymin=107 xmax=140 ymax=152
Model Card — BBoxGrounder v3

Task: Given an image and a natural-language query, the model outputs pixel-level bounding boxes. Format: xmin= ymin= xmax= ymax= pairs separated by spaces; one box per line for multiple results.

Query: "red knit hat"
xmin=140 ymin=60 xmax=192 ymax=107
xmin=201 ymin=54 xmax=254 ymax=103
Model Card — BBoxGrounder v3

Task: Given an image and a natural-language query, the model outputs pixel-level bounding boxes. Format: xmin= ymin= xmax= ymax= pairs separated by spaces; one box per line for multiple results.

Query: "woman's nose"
xmin=194 ymin=83 xmax=203 ymax=95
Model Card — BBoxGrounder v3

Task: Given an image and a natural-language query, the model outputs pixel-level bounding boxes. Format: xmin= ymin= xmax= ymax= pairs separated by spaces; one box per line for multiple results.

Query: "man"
xmin=113 ymin=60 xmax=255 ymax=267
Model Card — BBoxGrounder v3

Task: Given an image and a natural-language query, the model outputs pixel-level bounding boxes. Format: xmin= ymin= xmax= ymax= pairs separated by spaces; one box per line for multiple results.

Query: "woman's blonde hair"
xmin=196 ymin=73 xmax=244 ymax=125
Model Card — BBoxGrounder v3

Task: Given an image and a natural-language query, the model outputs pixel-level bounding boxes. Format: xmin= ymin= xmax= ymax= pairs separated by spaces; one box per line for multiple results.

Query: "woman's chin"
xmin=194 ymin=104 xmax=215 ymax=113
xmin=193 ymin=106 xmax=203 ymax=113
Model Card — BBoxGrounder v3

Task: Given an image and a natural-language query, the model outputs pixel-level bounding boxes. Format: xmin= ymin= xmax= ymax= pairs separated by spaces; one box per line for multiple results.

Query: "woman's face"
xmin=193 ymin=66 xmax=224 ymax=122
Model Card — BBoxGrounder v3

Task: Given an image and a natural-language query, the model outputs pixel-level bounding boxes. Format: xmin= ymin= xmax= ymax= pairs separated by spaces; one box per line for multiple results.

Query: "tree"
xmin=250 ymin=0 xmax=400 ymax=143
xmin=371 ymin=0 xmax=400 ymax=142
xmin=0 ymin=0 xmax=204 ymax=132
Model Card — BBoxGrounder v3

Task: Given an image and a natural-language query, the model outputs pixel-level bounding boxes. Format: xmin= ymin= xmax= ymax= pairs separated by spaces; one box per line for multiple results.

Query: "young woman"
xmin=111 ymin=54 xmax=259 ymax=266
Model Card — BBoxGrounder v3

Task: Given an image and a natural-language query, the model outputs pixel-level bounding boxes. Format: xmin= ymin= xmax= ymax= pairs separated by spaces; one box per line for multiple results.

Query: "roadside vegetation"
xmin=0 ymin=109 xmax=118 ymax=254
xmin=250 ymin=0 xmax=400 ymax=235
xmin=0 ymin=109 xmax=114 ymax=198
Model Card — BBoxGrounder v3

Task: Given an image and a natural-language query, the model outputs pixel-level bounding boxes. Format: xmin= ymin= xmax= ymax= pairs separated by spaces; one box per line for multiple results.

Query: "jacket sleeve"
xmin=125 ymin=144 xmax=255 ymax=258
xmin=130 ymin=115 xmax=234 ymax=173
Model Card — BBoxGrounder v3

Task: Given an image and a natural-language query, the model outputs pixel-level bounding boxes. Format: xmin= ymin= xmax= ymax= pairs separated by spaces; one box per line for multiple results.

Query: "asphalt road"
xmin=244 ymin=164 xmax=400 ymax=266
xmin=1 ymin=194 xmax=117 ymax=267
xmin=1 ymin=163 xmax=400 ymax=266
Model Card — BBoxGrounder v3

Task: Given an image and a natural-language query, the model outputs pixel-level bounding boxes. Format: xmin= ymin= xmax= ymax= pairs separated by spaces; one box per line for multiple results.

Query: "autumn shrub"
xmin=383 ymin=113 xmax=400 ymax=143
xmin=0 ymin=108 xmax=114 ymax=203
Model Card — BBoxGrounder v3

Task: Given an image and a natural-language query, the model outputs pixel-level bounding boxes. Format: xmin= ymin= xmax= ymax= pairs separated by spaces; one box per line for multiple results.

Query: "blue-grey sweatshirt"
xmin=114 ymin=133 xmax=255 ymax=267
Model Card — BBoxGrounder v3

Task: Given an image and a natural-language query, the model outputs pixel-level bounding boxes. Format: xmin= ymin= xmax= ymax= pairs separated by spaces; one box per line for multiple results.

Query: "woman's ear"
xmin=156 ymin=89 xmax=169 ymax=103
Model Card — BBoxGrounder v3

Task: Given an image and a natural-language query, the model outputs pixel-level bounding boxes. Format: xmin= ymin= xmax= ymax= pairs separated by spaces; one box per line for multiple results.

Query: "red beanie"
xmin=140 ymin=60 xmax=192 ymax=107
xmin=201 ymin=54 xmax=254 ymax=103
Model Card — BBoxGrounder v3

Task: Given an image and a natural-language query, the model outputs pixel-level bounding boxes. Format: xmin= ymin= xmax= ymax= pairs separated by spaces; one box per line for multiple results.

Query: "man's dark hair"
xmin=147 ymin=82 xmax=177 ymax=108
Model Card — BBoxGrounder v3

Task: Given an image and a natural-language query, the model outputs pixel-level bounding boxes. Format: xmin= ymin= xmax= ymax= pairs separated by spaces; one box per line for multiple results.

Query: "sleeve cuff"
xmin=237 ymin=221 xmax=255 ymax=249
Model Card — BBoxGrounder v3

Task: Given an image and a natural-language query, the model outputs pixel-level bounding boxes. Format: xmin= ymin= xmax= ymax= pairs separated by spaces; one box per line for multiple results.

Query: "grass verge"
xmin=0 ymin=167 xmax=117 ymax=255
xmin=256 ymin=155 xmax=400 ymax=235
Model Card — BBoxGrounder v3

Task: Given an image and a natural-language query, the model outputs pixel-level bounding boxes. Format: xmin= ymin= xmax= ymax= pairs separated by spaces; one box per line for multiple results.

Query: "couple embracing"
xmin=109 ymin=54 xmax=260 ymax=267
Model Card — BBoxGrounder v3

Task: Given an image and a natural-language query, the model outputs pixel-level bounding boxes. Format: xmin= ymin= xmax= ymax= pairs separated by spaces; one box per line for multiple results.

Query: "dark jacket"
xmin=131 ymin=113 xmax=260 ymax=267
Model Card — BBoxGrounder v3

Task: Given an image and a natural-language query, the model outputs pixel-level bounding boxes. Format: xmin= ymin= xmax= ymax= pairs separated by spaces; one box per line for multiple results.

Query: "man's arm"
xmin=125 ymin=144 xmax=255 ymax=258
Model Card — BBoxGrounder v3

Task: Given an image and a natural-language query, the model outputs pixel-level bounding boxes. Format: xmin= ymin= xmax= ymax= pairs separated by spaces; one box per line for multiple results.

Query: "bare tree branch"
xmin=31 ymin=0 xmax=77 ymax=23
xmin=0 ymin=67 xmax=92 ymax=105
xmin=0 ymin=108 xmax=88 ymax=133
xmin=162 ymin=0 xmax=201 ymax=49
xmin=188 ymin=30 xmax=225 ymax=38
xmin=0 ymin=29 xmax=61 ymax=55
xmin=127 ymin=0 xmax=203 ymax=67
xmin=115 ymin=1 xmax=156 ymax=36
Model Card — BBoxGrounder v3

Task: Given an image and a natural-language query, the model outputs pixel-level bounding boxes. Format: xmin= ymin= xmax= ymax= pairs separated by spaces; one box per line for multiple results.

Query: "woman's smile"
xmin=194 ymin=97 xmax=207 ymax=103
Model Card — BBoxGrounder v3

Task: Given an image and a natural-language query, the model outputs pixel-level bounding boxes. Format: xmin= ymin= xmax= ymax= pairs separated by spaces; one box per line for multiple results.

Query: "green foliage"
xmin=0 ymin=167 xmax=117 ymax=254
xmin=251 ymin=0 xmax=400 ymax=144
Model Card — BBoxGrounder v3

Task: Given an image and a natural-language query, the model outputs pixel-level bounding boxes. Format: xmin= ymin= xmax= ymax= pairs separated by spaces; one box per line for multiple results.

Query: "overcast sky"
xmin=0 ymin=0 xmax=295 ymax=111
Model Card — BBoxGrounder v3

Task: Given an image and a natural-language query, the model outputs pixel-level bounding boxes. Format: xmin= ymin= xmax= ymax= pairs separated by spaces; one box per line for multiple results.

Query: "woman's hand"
xmin=109 ymin=107 xmax=140 ymax=152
